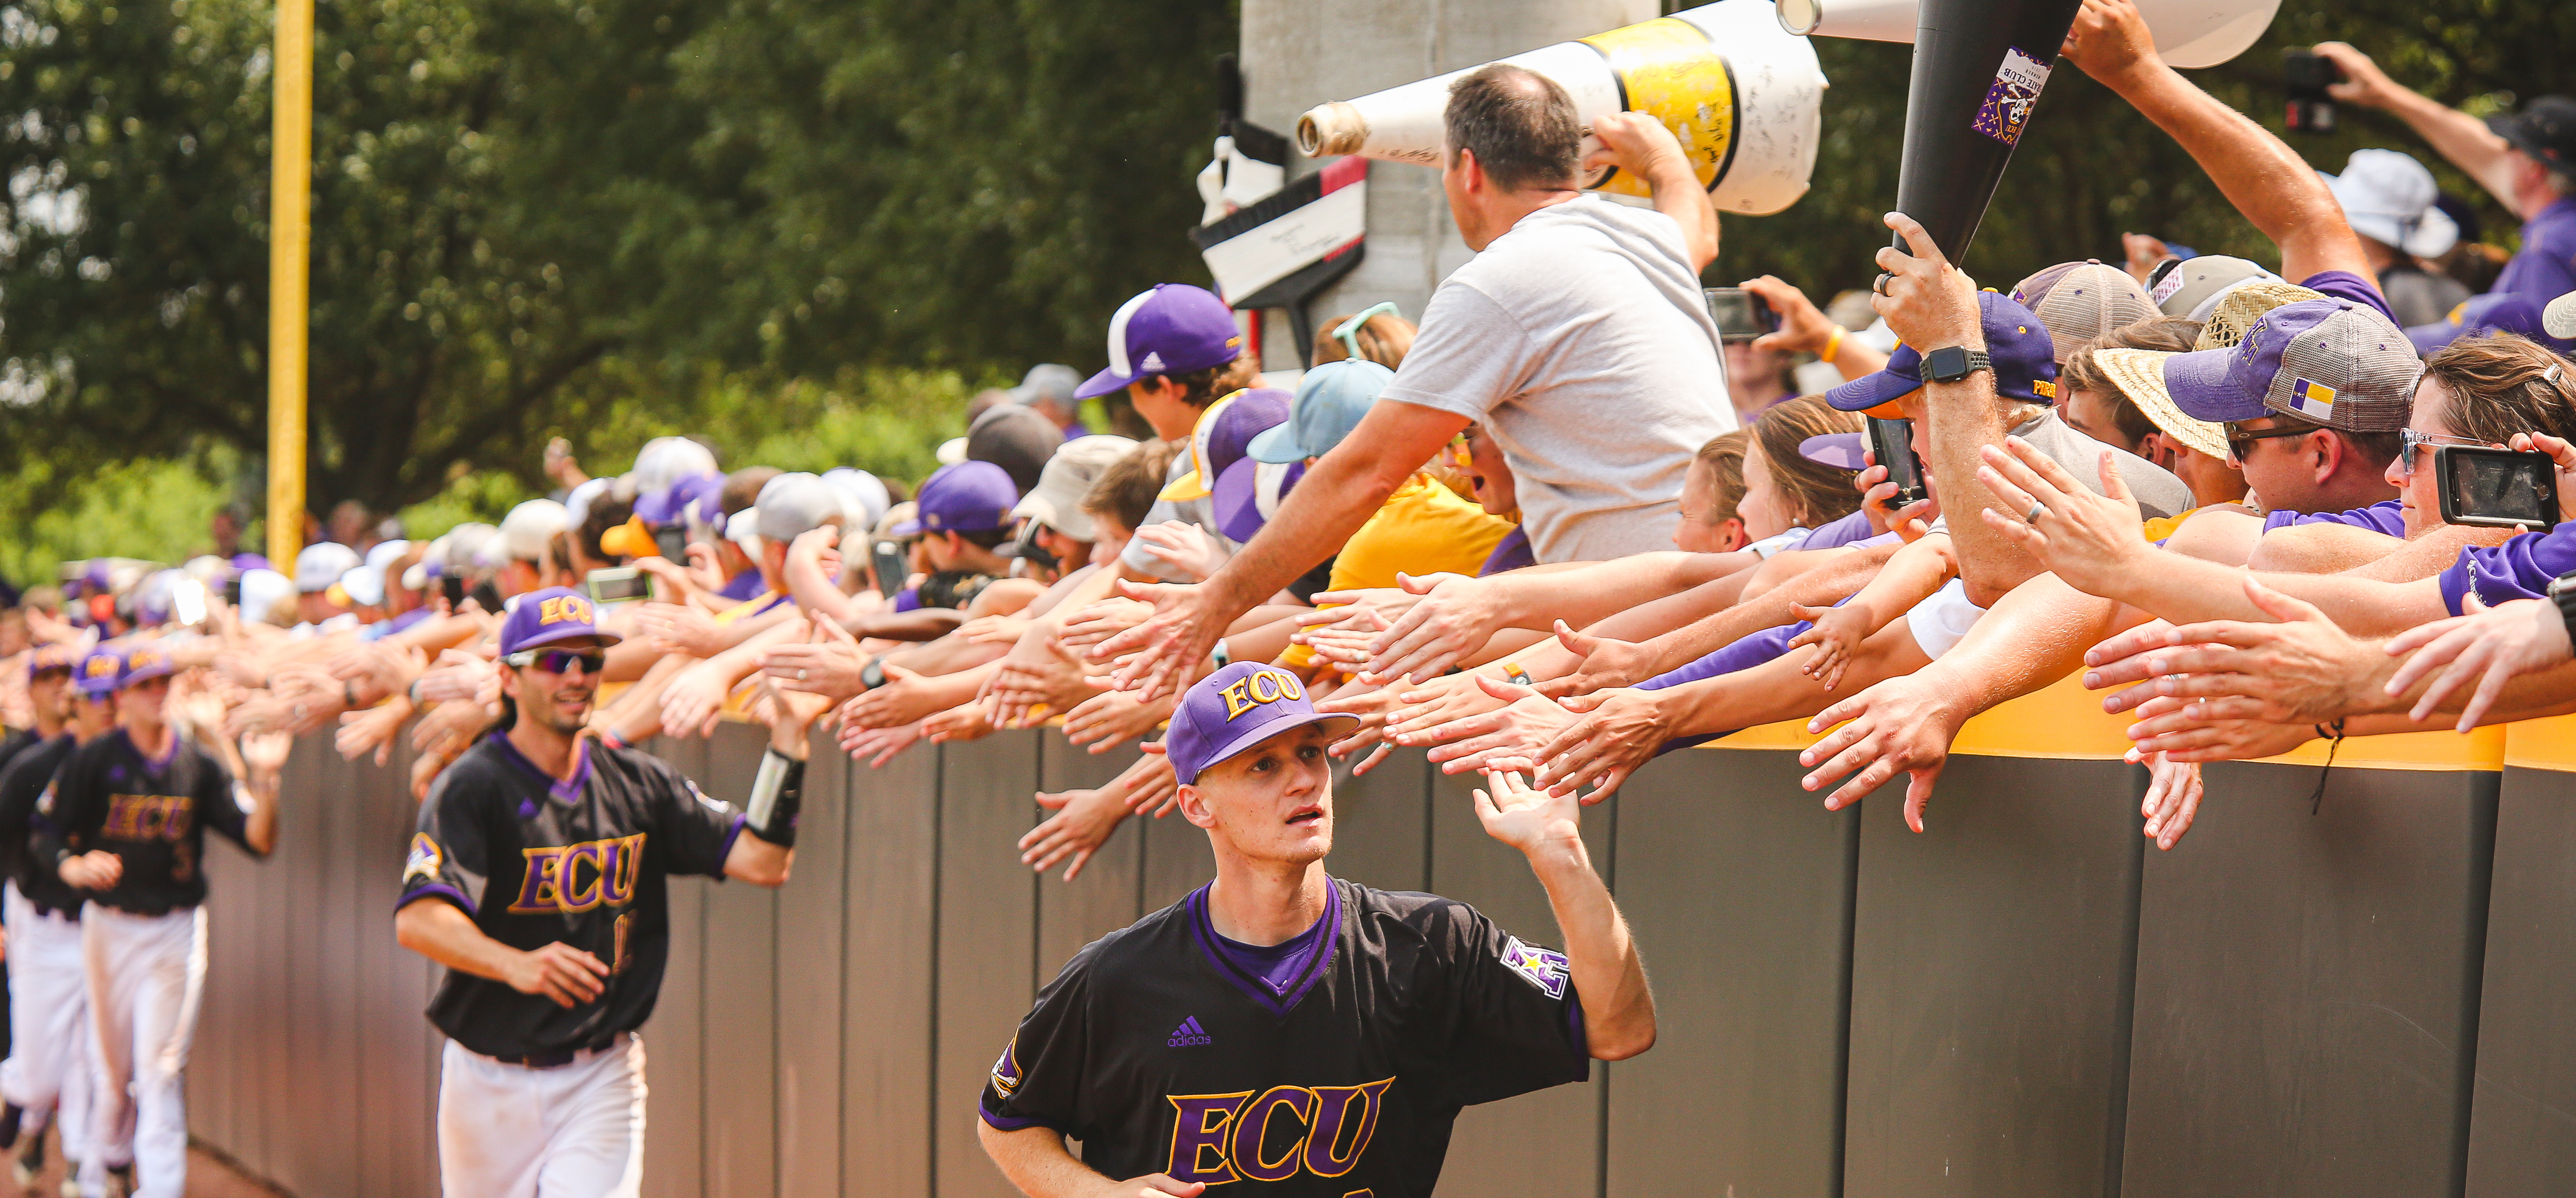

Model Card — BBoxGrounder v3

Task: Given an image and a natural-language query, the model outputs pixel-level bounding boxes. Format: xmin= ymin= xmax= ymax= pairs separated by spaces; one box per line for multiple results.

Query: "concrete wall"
xmin=180 ymin=699 xmax=2574 ymax=1197
xmin=1234 ymin=0 xmax=1658 ymax=370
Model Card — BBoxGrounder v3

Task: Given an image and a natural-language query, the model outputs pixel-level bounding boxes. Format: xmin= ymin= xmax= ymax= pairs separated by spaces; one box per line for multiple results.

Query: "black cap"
xmin=965 ymin=402 xmax=1064 ymax=495
xmin=2489 ymin=96 xmax=2576 ymax=172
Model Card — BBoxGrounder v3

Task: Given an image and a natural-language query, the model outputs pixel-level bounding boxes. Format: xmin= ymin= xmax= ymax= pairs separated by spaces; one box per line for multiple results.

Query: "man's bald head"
xmin=1443 ymin=64 xmax=1583 ymax=194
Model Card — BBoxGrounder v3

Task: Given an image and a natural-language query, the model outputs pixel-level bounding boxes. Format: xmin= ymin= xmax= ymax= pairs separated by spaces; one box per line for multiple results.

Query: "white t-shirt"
xmin=1378 ymin=196 xmax=1736 ymax=564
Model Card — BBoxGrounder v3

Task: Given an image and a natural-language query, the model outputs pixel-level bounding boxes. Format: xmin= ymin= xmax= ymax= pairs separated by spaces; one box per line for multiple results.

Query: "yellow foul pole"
xmin=265 ymin=0 xmax=313 ymax=569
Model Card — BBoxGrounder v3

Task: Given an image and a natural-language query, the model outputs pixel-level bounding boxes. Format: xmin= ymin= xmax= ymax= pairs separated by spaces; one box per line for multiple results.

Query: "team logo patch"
xmin=1499 ymin=935 xmax=1571 ymax=1000
xmin=1169 ymin=1016 xmax=1213 ymax=1048
xmin=404 ymin=833 xmax=444 ymax=884
xmin=1971 ymin=46 xmax=2051 ymax=147
xmin=990 ymin=1037 xmax=1025 ymax=1099
xmin=2290 ymin=377 xmax=2336 ymax=421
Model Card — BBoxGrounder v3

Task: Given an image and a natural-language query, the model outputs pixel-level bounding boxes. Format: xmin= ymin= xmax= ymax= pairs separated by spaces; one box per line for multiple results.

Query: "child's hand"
xmin=1785 ymin=602 xmax=1871 ymax=691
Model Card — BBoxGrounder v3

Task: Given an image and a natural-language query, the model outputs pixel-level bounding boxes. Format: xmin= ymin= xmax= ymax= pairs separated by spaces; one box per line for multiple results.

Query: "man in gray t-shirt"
xmin=1094 ymin=65 xmax=1739 ymax=698
xmin=1382 ymin=194 xmax=1734 ymax=562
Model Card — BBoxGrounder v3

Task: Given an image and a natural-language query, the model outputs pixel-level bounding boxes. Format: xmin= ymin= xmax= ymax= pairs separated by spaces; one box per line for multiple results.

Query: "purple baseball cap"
xmin=1798 ymin=432 xmax=1868 ymax=471
xmin=1074 ymin=284 xmax=1245 ymax=401
xmin=120 ymin=642 xmax=177 ymax=688
xmin=2158 ymin=299 xmax=2419 ymax=430
xmin=1165 ymin=661 xmax=1358 ymax=786
xmin=1214 ymin=457 xmax=1309 ymax=543
xmin=892 ymin=461 xmax=1020 ymax=537
xmin=26 ymin=643 xmax=76 ymax=679
xmin=497 ymin=587 xmax=622 ymax=657
xmin=2405 ymin=293 xmax=2572 ymax=356
xmin=73 ymin=647 xmax=125 ymax=697
xmin=1163 ymin=388 xmax=1291 ymax=502
xmin=637 ymin=472 xmax=724 ymax=526
xmin=1825 ymin=292 xmax=2059 ymax=414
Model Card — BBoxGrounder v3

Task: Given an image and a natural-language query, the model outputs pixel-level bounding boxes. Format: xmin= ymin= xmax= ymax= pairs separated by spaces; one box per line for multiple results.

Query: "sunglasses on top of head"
xmin=504 ymin=648 xmax=605 ymax=675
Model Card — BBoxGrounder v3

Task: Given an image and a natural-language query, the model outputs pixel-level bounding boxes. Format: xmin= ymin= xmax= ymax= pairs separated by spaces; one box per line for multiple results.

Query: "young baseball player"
xmin=32 ymin=642 xmax=285 ymax=1198
xmin=395 ymin=587 xmax=812 ymax=1198
xmin=0 ymin=646 xmax=115 ymax=1187
xmin=977 ymin=660 xmax=1656 ymax=1197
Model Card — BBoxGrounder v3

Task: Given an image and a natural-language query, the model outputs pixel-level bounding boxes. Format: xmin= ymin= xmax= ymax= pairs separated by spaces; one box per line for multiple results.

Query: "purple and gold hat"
xmin=498 ymin=587 xmax=621 ymax=657
xmin=1075 ymin=284 xmax=1245 ymax=401
xmin=2404 ymin=293 xmax=2571 ymax=356
xmin=1824 ymin=291 xmax=2059 ymax=416
xmin=2113 ymin=299 xmax=2419 ymax=431
xmin=892 ymin=461 xmax=1020 ymax=537
xmin=26 ymin=643 xmax=76 ymax=679
xmin=1162 ymin=388 xmax=1291 ymax=502
xmin=119 ymin=643 xmax=177 ymax=688
xmin=73 ymin=647 xmax=125 ymax=697
xmin=1167 ymin=661 xmax=1357 ymax=786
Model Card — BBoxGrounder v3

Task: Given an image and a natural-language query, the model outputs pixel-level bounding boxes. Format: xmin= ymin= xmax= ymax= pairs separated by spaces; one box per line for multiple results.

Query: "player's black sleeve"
xmin=191 ymin=743 xmax=257 ymax=856
xmin=0 ymin=742 xmax=59 ymax=861
xmin=639 ymin=756 xmax=742 ymax=879
xmin=28 ymin=740 xmax=103 ymax=875
xmin=1418 ymin=900 xmax=1591 ymax=1108
xmin=400 ymin=768 xmax=494 ymax=916
xmin=977 ymin=944 xmax=1098 ymax=1138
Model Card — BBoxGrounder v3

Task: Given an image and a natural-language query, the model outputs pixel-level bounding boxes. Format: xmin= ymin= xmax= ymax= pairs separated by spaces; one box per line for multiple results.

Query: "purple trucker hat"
xmin=1075 ymin=284 xmax=1245 ymax=401
xmin=1165 ymin=661 xmax=1358 ymax=785
xmin=1825 ymin=291 xmax=2059 ymax=413
xmin=1163 ymin=388 xmax=1291 ymax=502
xmin=2159 ymin=299 xmax=2419 ymax=430
xmin=1213 ymin=457 xmax=1309 ymax=543
xmin=2404 ymin=293 xmax=2571 ymax=356
xmin=498 ymin=587 xmax=622 ymax=657
xmin=892 ymin=461 xmax=1020 ymax=537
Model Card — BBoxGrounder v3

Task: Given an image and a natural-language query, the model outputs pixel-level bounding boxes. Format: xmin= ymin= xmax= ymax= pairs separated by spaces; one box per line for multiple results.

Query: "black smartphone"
xmin=873 ymin=540 xmax=908 ymax=599
xmin=653 ymin=526 xmax=688 ymax=563
xmin=2284 ymin=49 xmax=2339 ymax=134
xmin=1703 ymin=288 xmax=1780 ymax=342
xmin=441 ymin=574 xmax=467 ymax=609
xmin=1866 ymin=416 xmax=1930 ymax=509
xmin=585 ymin=567 xmax=656 ymax=605
xmin=2435 ymin=446 xmax=2559 ymax=530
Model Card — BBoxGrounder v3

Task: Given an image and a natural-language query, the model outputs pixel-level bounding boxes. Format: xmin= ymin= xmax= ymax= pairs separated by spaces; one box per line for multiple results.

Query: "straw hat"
xmin=2090 ymin=281 xmax=2330 ymax=460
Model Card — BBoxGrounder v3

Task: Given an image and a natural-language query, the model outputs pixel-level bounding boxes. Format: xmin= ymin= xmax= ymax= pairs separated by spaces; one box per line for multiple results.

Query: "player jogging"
xmin=978 ymin=661 xmax=1655 ymax=1197
xmin=32 ymin=642 xmax=286 ymax=1198
xmin=395 ymin=587 xmax=812 ymax=1197
xmin=0 ymin=646 xmax=119 ymax=1189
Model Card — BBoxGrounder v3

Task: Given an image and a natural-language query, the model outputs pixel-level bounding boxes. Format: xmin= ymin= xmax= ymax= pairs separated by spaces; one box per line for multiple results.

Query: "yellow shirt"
xmin=1281 ymin=474 xmax=1514 ymax=671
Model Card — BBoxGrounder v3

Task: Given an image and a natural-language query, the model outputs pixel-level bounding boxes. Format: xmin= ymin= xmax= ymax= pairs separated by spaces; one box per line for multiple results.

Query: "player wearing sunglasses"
xmin=394 ymin=586 xmax=814 ymax=1196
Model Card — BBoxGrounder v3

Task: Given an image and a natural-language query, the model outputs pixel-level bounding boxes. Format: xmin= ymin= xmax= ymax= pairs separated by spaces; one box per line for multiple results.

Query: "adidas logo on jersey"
xmin=1167 ymin=1016 xmax=1212 ymax=1048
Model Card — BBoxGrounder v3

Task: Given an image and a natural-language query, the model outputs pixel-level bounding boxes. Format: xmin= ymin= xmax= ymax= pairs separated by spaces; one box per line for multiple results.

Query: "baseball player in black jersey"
xmin=32 ymin=642 xmax=286 ymax=1198
xmin=978 ymin=661 xmax=1655 ymax=1197
xmin=395 ymin=587 xmax=816 ymax=1197
xmin=0 ymin=646 xmax=113 ymax=1187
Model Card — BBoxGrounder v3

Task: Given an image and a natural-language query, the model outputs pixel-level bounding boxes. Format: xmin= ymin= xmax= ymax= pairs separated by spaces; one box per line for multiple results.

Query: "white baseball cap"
xmin=293 ymin=542 xmax=362 ymax=593
xmin=2545 ymin=291 xmax=2576 ymax=340
xmin=2320 ymin=149 xmax=2459 ymax=259
xmin=497 ymin=500 xmax=570 ymax=563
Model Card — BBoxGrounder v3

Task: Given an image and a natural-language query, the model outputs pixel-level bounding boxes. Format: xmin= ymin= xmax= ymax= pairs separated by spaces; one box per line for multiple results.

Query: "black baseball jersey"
xmin=399 ymin=733 xmax=743 ymax=1060
xmin=0 ymin=729 xmax=40 ymax=779
xmin=30 ymin=729 xmax=255 ymax=915
xmin=978 ymin=877 xmax=1589 ymax=1196
xmin=0 ymin=734 xmax=87 ymax=914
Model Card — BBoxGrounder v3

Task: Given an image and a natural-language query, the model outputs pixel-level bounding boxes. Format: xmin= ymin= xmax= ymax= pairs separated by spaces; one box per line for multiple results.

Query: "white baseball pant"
xmin=0 ymin=883 xmax=97 ymax=1170
xmin=437 ymin=1033 xmax=646 ymax=1198
xmin=79 ymin=906 xmax=203 ymax=1198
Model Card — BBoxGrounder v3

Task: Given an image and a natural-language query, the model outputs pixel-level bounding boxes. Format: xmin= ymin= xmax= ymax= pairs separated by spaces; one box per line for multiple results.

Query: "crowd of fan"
xmin=11 ymin=0 xmax=2576 ymax=878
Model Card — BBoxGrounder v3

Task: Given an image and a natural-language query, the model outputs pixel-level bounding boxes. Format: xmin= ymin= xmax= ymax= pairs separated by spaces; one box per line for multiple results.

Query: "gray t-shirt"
xmin=2012 ymin=407 xmax=2195 ymax=519
xmin=1118 ymin=444 xmax=1233 ymax=581
xmin=1378 ymin=196 xmax=1736 ymax=564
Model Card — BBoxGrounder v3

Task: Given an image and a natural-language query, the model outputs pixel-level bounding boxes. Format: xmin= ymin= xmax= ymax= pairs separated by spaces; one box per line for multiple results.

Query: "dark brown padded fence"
xmin=179 ymin=694 xmax=2576 ymax=1196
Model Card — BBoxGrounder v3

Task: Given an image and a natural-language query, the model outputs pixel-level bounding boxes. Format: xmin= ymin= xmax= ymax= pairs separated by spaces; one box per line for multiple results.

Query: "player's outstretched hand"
xmin=508 ymin=942 xmax=610 ymax=1008
xmin=59 ymin=850 xmax=122 ymax=892
xmin=1471 ymin=766 xmax=1581 ymax=857
xmin=1114 ymin=1175 xmax=1207 ymax=1197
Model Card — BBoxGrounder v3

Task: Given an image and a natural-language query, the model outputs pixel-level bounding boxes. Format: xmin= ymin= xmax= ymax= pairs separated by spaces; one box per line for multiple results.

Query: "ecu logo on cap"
xmin=537 ymin=595 xmax=594 ymax=626
xmin=1218 ymin=667 xmax=1306 ymax=721
xmin=83 ymin=656 xmax=118 ymax=682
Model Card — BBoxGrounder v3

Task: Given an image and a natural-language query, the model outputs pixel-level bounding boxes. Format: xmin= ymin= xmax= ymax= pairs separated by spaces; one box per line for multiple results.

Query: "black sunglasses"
xmin=505 ymin=648 xmax=605 ymax=675
xmin=2222 ymin=420 xmax=2321 ymax=463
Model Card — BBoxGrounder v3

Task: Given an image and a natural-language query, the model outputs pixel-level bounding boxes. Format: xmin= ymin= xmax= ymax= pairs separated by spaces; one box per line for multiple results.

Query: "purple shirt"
xmin=719 ymin=569 xmax=765 ymax=602
xmin=2495 ymin=197 xmax=2576 ymax=318
xmin=1625 ymin=597 xmax=1858 ymax=752
xmin=1801 ymin=509 xmax=1879 ymax=551
xmin=2439 ymin=526 xmax=2576 ymax=615
xmin=2298 ymin=270 xmax=2397 ymax=325
xmin=2261 ymin=500 xmax=2407 ymax=537
xmin=1204 ymin=889 xmax=1338 ymax=999
xmin=891 ymin=586 xmax=922 ymax=614
xmin=1479 ymin=527 xmax=1535 ymax=577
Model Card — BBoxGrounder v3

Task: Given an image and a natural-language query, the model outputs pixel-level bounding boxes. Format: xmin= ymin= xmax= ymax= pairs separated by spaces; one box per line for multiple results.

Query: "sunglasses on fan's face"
xmin=2222 ymin=419 xmax=2321 ymax=465
xmin=2397 ymin=428 xmax=2495 ymax=476
xmin=505 ymin=648 xmax=605 ymax=676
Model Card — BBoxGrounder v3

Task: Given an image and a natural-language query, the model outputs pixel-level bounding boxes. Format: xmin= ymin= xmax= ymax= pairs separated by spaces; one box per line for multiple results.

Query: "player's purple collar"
xmin=118 ymin=727 xmax=182 ymax=772
xmin=484 ymin=731 xmax=594 ymax=804
xmin=1187 ymin=878 xmax=1341 ymax=1018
